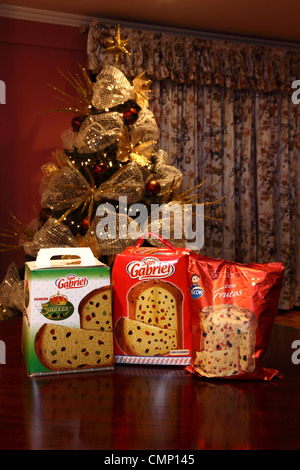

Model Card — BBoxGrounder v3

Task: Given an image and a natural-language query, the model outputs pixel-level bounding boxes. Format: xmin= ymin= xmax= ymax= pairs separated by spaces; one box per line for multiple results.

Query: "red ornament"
xmin=123 ymin=107 xmax=139 ymax=125
xmin=39 ymin=208 xmax=51 ymax=224
xmin=92 ymin=162 xmax=109 ymax=182
xmin=145 ymin=178 xmax=161 ymax=195
xmin=71 ymin=115 xmax=86 ymax=132
xmin=79 ymin=217 xmax=89 ymax=230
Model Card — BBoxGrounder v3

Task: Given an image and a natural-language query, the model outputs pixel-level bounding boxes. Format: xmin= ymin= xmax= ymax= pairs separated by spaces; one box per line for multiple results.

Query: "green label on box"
xmin=40 ymin=294 xmax=74 ymax=321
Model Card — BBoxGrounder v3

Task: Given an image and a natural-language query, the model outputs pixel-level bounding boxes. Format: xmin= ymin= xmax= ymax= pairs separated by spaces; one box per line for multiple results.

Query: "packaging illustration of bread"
xmin=112 ymin=233 xmax=192 ymax=365
xmin=79 ymin=285 xmax=112 ymax=332
xmin=34 ymin=323 xmax=114 ymax=371
xmin=186 ymin=252 xmax=285 ymax=381
xmin=22 ymin=247 xmax=114 ymax=377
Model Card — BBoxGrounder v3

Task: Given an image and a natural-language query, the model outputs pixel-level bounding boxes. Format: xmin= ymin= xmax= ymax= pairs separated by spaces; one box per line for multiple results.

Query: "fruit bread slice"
xmin=195 ymin=350 xmax=239 ymax=377
xmin=78 ymin=286 xmax=112 ymax=332
xmin=34 ymin=323 xmax=113 ymax=371
xmin=114 ymin=316 xmax=177 ymax=356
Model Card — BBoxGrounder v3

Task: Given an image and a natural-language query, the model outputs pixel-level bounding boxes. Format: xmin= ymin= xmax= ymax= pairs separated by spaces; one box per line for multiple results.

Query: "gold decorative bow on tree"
xmin=92 ymin=65 xmax=152 ymax=111
xmin=40 ymin=157 xmax=146 ymax=225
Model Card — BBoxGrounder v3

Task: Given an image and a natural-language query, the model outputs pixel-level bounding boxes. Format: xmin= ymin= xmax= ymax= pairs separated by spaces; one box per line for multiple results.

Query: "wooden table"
xmin=0 ymin=317 xmax=300 ymax=451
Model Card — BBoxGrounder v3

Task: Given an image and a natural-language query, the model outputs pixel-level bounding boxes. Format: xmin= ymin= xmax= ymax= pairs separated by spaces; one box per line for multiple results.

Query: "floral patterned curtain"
xmin=87 ymin=22 xmax=300 ymax=310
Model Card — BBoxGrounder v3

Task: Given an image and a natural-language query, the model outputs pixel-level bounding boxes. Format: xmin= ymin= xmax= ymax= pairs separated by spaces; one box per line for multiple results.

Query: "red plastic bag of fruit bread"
xmin=186 ymin=253 xmax=284 ymax=381
xmin=112 ymin=232 xmax=192 ymax=366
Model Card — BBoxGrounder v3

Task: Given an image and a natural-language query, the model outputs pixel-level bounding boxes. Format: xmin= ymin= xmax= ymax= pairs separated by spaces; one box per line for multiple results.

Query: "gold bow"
xmin=116 ymin=127 xmax=157 ymax=167
xmin=92 ymin=65 xmax=152 ymax=111
xmin=41 ymin=158 xmax=146 ymax=228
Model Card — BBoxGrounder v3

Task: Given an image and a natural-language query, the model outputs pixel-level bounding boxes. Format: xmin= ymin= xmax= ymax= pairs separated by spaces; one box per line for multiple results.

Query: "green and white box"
xmin=22 ymin=247 xmax=114 ymax=377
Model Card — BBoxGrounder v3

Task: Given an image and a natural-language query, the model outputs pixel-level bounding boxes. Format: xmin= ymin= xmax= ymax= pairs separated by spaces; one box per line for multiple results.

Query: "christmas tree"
xmin=0 ymin=26 xmax=216 ymax=320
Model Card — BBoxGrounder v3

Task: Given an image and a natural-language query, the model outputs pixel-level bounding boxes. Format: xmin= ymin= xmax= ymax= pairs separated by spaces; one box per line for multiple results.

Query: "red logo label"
xmin=126 ymin=257 xmax=175 ymax=280
xmin=55 ymin=274 xmax=88 ymax=289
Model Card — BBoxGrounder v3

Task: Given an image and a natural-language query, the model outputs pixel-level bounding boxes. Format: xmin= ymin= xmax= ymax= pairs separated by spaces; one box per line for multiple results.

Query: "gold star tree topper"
xmin=104 ymin=25 xmax=131 ymax=65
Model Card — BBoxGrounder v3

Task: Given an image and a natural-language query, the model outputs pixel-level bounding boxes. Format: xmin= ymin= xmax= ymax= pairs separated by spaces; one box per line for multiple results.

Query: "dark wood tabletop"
xmin=0 ymin=317 xmax=300 ymax=451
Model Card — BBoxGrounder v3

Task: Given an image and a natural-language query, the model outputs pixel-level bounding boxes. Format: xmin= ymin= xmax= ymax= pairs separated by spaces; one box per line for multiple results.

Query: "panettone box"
xmin=22 ymin=247 xmax=114 ymax=377
xmin=112 ymin=234 xmax=192 ymax=366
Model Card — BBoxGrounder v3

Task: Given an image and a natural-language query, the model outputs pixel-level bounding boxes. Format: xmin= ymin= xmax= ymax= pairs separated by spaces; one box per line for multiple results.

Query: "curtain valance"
xmin=87 ymin=21 xmax=300 ymax=93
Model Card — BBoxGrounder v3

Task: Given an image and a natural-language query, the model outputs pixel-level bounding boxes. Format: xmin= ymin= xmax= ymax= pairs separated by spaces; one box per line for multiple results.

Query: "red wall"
xmin=0 ymin=17 xmax=87 ymax=280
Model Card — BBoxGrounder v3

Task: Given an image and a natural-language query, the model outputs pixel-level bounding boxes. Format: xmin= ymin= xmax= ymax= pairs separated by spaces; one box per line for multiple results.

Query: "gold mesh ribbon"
xmin=39 ymin=149 xmax=70 ymax=196
xmin=76 ymin=112 xmax=124 ymax=154
xmin=60 ymin=128 xmax=78 ymax=152
xmin=92 ymin=65 xmax=132 ymax=110
xmin=41 ymin=163 xmax=90 ymax=213
xmin=155 ymin=149 xmax=170 ymax=165
xmin=22 ymin=217 xmax=77 ymax=258
xmin=0 ymin=263 xmax=24 ymax=320
xmin=130 ymin=108 xmax=159 ymax=144
xmin=98 ymin=162 xmax=147 ymax=204
xmin=92 ymin=65 xmax=151 ymax=110
xmin=152 ymin=162 xmax=183 ymax=196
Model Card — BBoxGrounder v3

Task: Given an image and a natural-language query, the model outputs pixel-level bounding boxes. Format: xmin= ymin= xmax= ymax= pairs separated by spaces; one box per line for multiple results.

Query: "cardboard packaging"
xmin=112 ymin=234 xmax=192 ymax=366
xmin=22 ymin=247 xmax=114 ymax=377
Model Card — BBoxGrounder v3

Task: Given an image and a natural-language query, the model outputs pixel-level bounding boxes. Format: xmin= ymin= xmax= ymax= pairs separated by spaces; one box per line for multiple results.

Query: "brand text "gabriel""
xmin=126 ymin=257 xmax=175 ymax=280
xmin=55 ymin=274 xmax=88 ymax=289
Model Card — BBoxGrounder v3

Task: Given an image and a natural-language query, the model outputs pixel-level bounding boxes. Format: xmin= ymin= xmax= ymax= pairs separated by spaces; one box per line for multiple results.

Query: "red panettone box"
xmin=112 ymin=233 xmax=192 ymax=365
